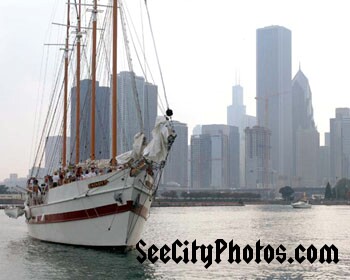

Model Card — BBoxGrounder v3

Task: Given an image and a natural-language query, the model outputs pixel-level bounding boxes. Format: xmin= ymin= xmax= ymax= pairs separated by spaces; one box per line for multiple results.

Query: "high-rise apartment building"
xmin=45 ymin=135 xmax=70 ymax=173
xmin=115 ymin=71 xmax=157 ymax=154
xmin=70 ymin=79 xmax=110 ymax=163
xmin=256 ymin=25 xmax=292 ymax=186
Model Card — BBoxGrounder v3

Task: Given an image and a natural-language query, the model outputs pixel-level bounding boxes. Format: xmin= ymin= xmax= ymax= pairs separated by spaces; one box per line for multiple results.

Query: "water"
xmin=1 ymin=205 xmax=349 ymax=279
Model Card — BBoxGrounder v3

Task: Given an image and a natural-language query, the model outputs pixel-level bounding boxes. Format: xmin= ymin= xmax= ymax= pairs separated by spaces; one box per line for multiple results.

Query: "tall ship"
xmin=6 ymin=0 xmax=175 ymax=249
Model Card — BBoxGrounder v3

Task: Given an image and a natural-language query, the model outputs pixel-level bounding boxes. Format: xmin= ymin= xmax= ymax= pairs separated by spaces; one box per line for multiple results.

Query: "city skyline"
xmin=1 ymin=0 xmax=350 ymax=180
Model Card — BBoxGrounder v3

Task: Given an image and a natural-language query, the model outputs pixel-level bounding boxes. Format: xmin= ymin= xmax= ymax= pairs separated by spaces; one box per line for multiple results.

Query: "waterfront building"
xmin=318 ymin=145 xmax=331 ymax=185
xmin=256 ymin=25 xmax=292 ymax=187
xmin=162 ymin=121 xmax=188 ymax=187
xmin=70 ymin=79 xmax=110 ymax=163
xmin=330 ymin=108 xmax=350 ymax=182
xmin=191 ymin=134 xmax=211 ymax=189
xmin=202 ymin=124 xmax=240 ymax=189
xmin=2 ymin=174 xmax=27 ymax=189
xmin=192 ymin=125 xmax=202 ymax=135
xmin=295 ymin=128 xmax=319 ymax=187
xmin=114 ymin=71 xmax=157 ymax=154
xmin=245 ymin=126 xmax=272 ymax=188
xmin=45 ymin=135 xmax=70 ymax=173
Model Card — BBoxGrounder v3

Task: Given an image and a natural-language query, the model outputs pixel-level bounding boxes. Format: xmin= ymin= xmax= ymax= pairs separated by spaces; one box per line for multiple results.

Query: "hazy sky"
xmin=1 ymin=0 xmax=350 ymax=181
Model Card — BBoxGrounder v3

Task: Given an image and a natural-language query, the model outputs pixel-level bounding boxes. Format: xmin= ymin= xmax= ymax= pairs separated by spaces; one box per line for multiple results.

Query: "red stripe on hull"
xmin=28 ymin=200 xmax=148 ymax=224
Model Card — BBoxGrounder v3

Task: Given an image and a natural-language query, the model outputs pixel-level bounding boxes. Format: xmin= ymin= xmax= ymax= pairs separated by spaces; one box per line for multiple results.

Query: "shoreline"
xmin=152 ymin=199 xmax=350 ymax=207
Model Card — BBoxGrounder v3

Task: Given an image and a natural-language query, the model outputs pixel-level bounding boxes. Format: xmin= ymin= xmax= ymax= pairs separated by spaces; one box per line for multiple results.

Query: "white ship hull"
xmin=26 ymin=169 xmax=153 ymax=248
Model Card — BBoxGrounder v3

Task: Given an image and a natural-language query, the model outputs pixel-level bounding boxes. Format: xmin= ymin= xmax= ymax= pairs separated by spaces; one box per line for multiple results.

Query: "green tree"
xmin=279 ymin=186 xmax=294 ymax=201
xmin=334 ymin=178 xmax=350 ymax=200
xmin=162 ymin=190 xmax=178 ymax=198
xmin=324 ymin=182 xmax=332 ymax=200
xmin=0 ymin=185 xmax=9 ymax=194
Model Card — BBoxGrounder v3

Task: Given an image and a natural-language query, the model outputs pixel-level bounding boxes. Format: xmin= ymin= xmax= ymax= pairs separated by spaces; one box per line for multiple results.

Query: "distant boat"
xmin=291 ymin=192 xmax=311 ymax=209
xmin=291 ymin=200 xmax=311 ymax=208
xmin=4 ymin=206 xmax=25 ymax=219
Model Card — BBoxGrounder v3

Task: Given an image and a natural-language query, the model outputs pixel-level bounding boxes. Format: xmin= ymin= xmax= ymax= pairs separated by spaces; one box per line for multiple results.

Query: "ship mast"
xmin=91 ymin=0 xmax=97 ymax=160
xmin=75 ymin=0 xmax=81 ymax=164
xmin=63 ymin=0 xmax=71 ymax=168
xmin=112 ymin=0 xmax=118 ymax=161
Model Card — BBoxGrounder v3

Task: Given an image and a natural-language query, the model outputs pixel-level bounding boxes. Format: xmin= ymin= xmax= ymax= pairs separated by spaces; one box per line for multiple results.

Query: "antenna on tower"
xmin=235 ymin=69 xmax=241 ymax=86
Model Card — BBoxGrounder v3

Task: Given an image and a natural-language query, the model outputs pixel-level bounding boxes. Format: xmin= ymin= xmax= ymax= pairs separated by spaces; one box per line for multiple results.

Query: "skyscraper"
xmin=191 ymin=134 xmax=211 ymax=189
xmin=70 ymin=79 xmax=110 ymax=163
xmin=202 ymin=124 xmax=240 ymax=189
xmin=45 ymin=135 xmax=70 ymax=173
xmin=256 ymin=25 xmax=292 ymax=186
xmin=227 ymin=84 xmax=256 ymax=187
xmin=291 ymin=68 xmax=319 ymax=186
xmin=162 ymin=121 xmax=188 ymax=187
xmin=295 ymin=128 xmax=319 ymax=186
xmin=115 ymin=71 xmax=157 ymax=154
xmin=227 ymin=85 xmax=246 ymax=130
xmin=245 ymin=126 xmax=272 ymax=188
xmin=330 ymin=108 xmax=350 ymax=182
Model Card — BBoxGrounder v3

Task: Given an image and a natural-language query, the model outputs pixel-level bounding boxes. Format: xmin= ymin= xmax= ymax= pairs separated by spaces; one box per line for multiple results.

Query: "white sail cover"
xmin=114 ymin=117 xmax=172 ymax=165
xmin=143 ymin=116 xmax=172 ymax=163
xmin=115 ymin=132 xmax=146 ymax=165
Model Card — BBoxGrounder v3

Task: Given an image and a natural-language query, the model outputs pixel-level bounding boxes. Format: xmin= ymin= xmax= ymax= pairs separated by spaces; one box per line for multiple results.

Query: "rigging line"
xmin=31 ymin=56 xmax=65 ymax=177
xmin=144 ymin=2 xmax=170 ymax=110
xmin=73 ymin=0 xmax=79 ymax=17
xmin=122 ymin=3 xmax=167 ymax=117
xmin=123 ymin=2 xmax=156 ymax=85
xmin=35 ymin=79 xmax=65 ymax=177
xmin=36 ymin=35 xmax=78 ymax=174
xmin=140 ymin=0 xmax=146 ymax=81
xmin=123 ymin=4 xmax=149 ymax=82
xmin=40 ymin=40 xmax=78 ymax=172
xmin=32 ymin=0 xmax=63 ymax=167
xmin=29 ymin=44 xmax=49 ymax=171
xmin=120 ymin=0 xmax=144 ymax=133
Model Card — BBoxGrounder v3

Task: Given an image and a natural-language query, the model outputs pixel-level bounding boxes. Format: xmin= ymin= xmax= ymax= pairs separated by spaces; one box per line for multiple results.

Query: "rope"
xmin=144 ymin=1 xmax=170 ymax=110
xmin=120 ymin=1 xmax=144 ymax=133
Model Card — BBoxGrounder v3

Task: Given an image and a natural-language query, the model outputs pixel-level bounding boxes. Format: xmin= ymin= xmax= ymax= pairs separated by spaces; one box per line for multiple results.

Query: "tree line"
xmin=279 ymin=178 xmax=350 ymax=201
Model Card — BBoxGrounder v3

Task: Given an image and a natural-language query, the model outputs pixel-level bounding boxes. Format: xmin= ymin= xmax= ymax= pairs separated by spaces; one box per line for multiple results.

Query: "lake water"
xmin=1 ymin=205 xmax=349 ymax=279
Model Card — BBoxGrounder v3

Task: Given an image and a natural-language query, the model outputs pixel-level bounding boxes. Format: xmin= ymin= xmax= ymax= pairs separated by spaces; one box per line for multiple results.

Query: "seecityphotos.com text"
xmin=136 ymin=239 xmax=339 ymax=269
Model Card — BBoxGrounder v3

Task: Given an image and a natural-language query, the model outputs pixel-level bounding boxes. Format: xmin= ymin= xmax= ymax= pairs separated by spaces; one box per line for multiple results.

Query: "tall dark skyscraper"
xmin=115 ymin=71 xmax=158 ymax=154
xmin=227 ymin=84 xmax=256 ymax=187
xmin=256 ymin=25 xmax=292 ymax=185
xmin=70 ymin=79 xmax=110 ymax=163
xmin=191 ymin=134 xmax=212 ymax=189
